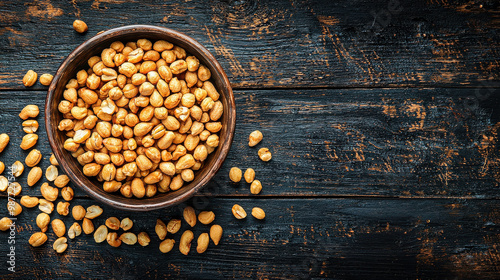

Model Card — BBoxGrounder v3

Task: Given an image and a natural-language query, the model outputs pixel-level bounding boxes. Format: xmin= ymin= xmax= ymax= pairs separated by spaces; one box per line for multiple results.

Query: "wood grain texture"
xmin=0 ymin=198 xmax=499 ymax=279
xmin=0 ymin=0 xmax=498 ymax=89
xmin=0 ymin=0 xmax=499 ymax=278
xmin=1 ymin=88 xmax=500 ymax=199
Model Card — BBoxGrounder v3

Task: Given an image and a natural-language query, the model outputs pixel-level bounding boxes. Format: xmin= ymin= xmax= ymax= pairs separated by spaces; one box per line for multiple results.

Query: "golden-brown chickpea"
xmin=203 ymin=81 xmax=220 ymax=101
xmin=86 ymin=74 xmax=101 ymax=90
xmin=118 ymin=62 xmax=137 ymax=77
xmin=161 ymin=50 xmax=176 ymax=63
xmin=168 ymin=77 xmax=182 ymax=93
xmin=137 ymin=39 xmax=152 ymax=51
xmin=185 ymin=71 xmax=198 ymax=88
xmin=39 ymin=74 xmax=53 ymax=86
xmin=186 ymin=56 xmax=200 ymax=72
xmin=197 ymin=64 xmax=211 ymax=81
xmin=128 ymin=48 xmax=144 ymax=63
xmin=140 ymin=61 xmax=156 ymax=74
xmin=73 ymin=20 xmax=88 ymax=33
xmin=143 ymin=50 xmax=160 ymax=61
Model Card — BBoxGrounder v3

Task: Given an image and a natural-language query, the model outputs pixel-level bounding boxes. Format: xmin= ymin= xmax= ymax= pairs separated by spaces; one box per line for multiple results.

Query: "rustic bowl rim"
xmin=45 ymin=25 xmax=235 ymax=211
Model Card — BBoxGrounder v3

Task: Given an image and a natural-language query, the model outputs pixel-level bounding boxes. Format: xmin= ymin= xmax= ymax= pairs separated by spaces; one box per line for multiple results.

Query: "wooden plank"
xmin=1 ymin=88 xmax=500 ymax=198
xmin=0 ymin=0 xmax=498 ymax=89
xmin=0 ymin=198 xmax=498 ymax=279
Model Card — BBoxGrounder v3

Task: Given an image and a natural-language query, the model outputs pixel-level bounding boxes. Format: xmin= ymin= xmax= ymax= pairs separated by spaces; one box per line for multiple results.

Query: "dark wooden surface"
xmin=0 ymin=0 xmax=499 ymax=279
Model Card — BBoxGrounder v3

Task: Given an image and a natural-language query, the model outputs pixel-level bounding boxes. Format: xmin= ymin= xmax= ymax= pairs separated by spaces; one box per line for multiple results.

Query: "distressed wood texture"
xmin=0 ymin=198 xmax=499 ymax=279
xmin=0 ymin=0 xmax=499 ymax=89
xmin=0 ymin=0 xmax=499 ymax=279
xmin=1 ymin=89 xmax=500 ymax=198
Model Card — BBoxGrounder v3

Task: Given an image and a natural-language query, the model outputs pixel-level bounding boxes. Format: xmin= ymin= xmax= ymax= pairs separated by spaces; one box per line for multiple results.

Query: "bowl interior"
xmin=46 ymin=25 xmax=235 ymax=211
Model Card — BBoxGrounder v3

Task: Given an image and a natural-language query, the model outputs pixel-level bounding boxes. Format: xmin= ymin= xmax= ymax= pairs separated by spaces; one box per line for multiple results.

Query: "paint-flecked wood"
xmin=1 ymin=89 xmax=500 ymax=199
xmin=0 ymin=0 xmax=499 ymax=279
xmin=0 ymin=0 xmax=498 ymax=89
xmin=0 ymin=198 xmax=499 ymax=279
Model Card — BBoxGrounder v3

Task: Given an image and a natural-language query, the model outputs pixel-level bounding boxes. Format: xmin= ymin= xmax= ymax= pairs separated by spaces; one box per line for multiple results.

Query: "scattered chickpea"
xmin=231 ymin=204 xmax=247 ymax=219
xmin=198 ymin=211 xmax=215 ymax=225
xmin=23 ymin=70 xmax=37 ymax=87
xmin=36 ymin=213 xmax=50 ymax=231
xmin=248 ymin=130 xmax=263 ymax=147
xmin=138 ymin=232 xmax=150 ymax=247
xmin=29 ymin=232 xmax=47 ymax=247
xmin=73 ymin=20 xmax=88 ymax=33
xmin=258 ymin=148 xmax=272 ymax=162
xmin=39 ymin=74 xmax=53 ymax=86
xmin=210 ymin=224 xmax=223 ymax=245
xmin=159 ymin=239 xmax=175 ymax=253
xmin=19 ymin=105 xmax=39 ymax=120
xmin=49 ymin=154 xmax=59 ymax=166
xmin=229 ymin=167 xmax=242 ymax=183
xmin=119 ymin=232 xmax=137 ymax=245
xmin=244 ymin=168 xmax=255 ymax=183
xmin=250 ymin=180 xmax=262 ymax=194
xmin=183 ymin=206 xmax=197 ymax=227
xmin=251 ymin=207 xmax=266 ymax=220
xmin=196 ymin=233 xmax=209 ymax=254
xmin=120 ymin=217 xmax=133 ymax=231
xmin=72 ymin=205 xmax=86 ymax=220
xmin=53 ymin=237 xmax=68 ymax=253
xmin=0 ymin=217 xmax=13 ymax=231
xmin=22 ymin=120 xmax=39 ymax=133
xmin=179 ymin=230 xmax=194 ymax=255
xmin=0 ymin=134 xmax=9 ymax=153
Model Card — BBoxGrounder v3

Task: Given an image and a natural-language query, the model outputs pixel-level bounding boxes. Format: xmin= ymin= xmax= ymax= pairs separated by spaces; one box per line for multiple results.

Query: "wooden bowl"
xmin=45 ymin=25 xmax=236 ymax=211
